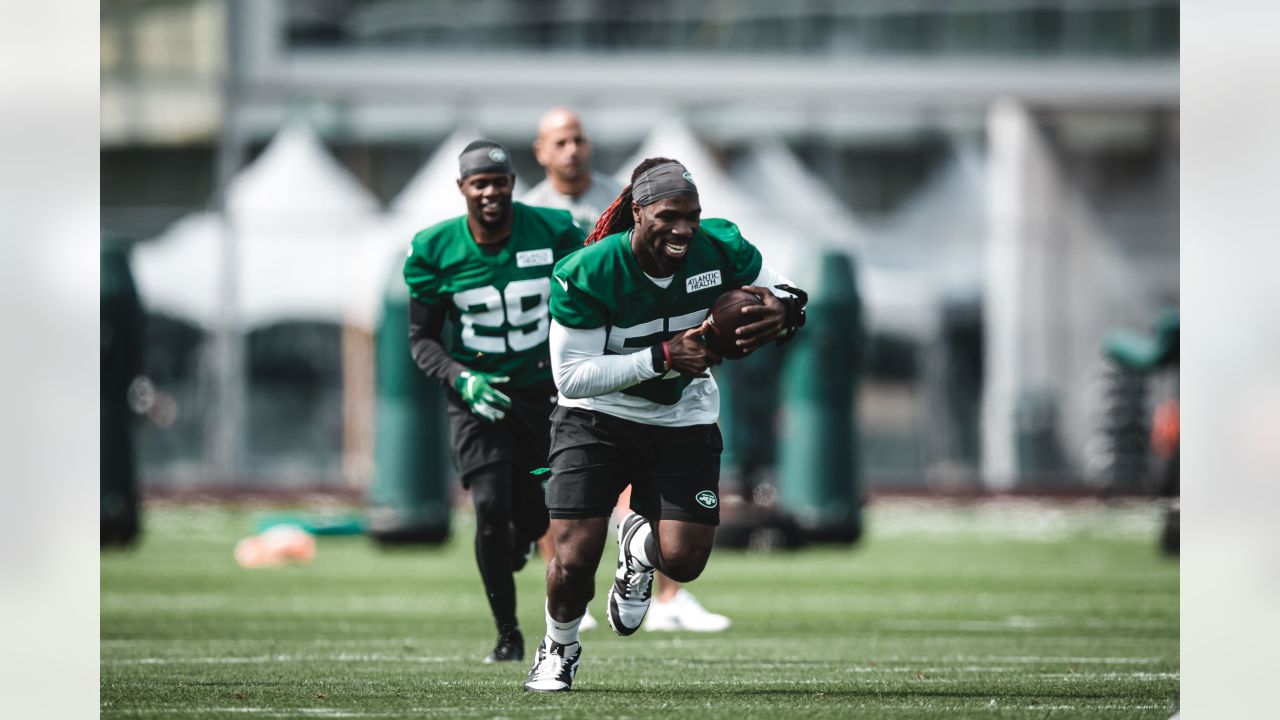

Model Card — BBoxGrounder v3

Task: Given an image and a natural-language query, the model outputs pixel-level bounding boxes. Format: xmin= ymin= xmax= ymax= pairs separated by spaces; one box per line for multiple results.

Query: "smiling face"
xmin=457 ymin=171 xmax=514 ymax=233
xmin=631 ymin=194 xmax=701 ymax=278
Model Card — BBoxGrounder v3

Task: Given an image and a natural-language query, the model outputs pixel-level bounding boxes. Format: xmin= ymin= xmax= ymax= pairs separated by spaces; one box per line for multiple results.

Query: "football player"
xmin=404 ymin=140 xmax=585 ymax=663
xmin=524 ymin=157 xmax=807 ymax=691
xmin=522 ymin=108 xmax=733 ymax=635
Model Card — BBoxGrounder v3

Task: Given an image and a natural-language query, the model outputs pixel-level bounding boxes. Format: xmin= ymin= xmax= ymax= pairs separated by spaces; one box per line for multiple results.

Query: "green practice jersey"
xmin=550 ymin=218 xmax=763 ymax=409
xmin=404 ymin=202 xmax=585 ymax=387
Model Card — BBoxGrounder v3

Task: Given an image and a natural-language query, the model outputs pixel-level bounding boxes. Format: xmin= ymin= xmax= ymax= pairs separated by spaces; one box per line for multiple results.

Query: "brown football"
xmin=703 ymin=289 xmax=764 ymax=359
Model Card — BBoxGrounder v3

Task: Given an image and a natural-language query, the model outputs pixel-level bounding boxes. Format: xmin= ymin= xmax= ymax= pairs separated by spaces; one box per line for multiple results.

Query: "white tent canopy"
xmin=871 ymin=144 xmax=988 ymax=303
xmin=389 ymin=127 xmax=479 ymax=220
xmin=132 ymin=122 xmax=387 ymax=331
xmin=132 ymin=212 xmax=222 ymax=326
xmin=826 ymin=144 xmax=990 ymax=339
xmin=730 ymin=137 xmax=869 ymax=255
xmin=726 ymin=137 xmax=945 ymax=336
xmin=228 ymin=122 xmax=379 ymax=220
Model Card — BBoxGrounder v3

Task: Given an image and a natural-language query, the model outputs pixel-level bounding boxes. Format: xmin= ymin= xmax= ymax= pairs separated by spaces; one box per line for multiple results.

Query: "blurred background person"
xmin=521 ymin=107 xmax=731 ymax=633
xmin=522 ymin=107 xmax=623 ymax=232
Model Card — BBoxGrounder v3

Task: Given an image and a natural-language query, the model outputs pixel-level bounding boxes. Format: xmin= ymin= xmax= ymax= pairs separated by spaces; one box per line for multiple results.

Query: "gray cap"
xmin=459 ymin=140 xmax=514 ymax=179
xmin=631 ymin=161 xmax=698 ymax=205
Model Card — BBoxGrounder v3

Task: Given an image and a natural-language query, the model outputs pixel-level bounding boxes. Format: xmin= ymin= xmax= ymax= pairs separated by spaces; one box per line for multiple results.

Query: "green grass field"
xmin=101 ymin=498 xmax=1178 ymax=719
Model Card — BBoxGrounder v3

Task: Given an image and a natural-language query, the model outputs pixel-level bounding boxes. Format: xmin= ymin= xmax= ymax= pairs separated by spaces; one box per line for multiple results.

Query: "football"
xmin=703 ymin=288 xmax=764 ymax=359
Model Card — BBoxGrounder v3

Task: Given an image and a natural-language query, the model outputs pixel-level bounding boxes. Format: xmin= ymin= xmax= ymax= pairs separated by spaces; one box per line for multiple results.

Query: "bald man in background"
xmin=521 ymin=107 xmax=623 ymax=231
xmin=520 ymin=107 xmax=731 ymax=634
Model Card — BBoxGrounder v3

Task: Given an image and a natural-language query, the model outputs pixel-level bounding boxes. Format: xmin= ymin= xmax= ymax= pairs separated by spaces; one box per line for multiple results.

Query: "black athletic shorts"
xmin=545 ymin=406 xmax=723 ymax=526
xmin=444 ymin=379 xmax=556 ymax=487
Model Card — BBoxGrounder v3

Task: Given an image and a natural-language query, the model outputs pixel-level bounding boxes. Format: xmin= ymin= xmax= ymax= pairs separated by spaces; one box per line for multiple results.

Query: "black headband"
xmin=459 ymin=141 xmax=514 ymax=179
xmin=631 ymin=161 xmax=698 ymax=205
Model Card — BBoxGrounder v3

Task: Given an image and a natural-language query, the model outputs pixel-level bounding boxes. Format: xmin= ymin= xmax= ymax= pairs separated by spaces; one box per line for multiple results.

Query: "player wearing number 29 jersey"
xmin=404 ymin=201 xmax=584 ymax=387
xmin=404 ymin=140 xmax=586 ymax=668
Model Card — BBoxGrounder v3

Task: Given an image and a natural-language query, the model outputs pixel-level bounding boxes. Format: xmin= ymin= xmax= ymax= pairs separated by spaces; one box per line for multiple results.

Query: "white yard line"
xmin=108 ymin=652 xmax=1174 ymax=672
xmin=842 ymin=666 xmax=1177 ymax=676
xmin=110 ymin=701 xmax=1173 ymax=715
xmin=878 ymin=617 xmax=1174 ymax=632
xmin=636 ymin=653 xmax=1171 ymax=665
xmin=108 ymin=654 xmax=464 ymax=665
xmin=109 ymin=710 xmax=402 ymax=717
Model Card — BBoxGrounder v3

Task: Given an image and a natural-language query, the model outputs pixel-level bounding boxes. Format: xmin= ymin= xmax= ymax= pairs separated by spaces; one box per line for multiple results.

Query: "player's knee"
xmin=469 ymin=471 xmax=513 ymax=527
xmin=552 ymin=547 xmax=596 ymax=587
xmin=471 ymin=495 xmax=511 ymax=539
xmin=472 ymin=494 xmax=500 ymax=523
xmin=658 ymin=545 xmax=711 ymax=583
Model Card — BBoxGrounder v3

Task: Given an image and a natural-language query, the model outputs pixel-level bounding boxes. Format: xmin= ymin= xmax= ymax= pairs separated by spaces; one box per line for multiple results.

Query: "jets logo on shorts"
xmin=695 ymin=490 xmax=718 ymax=509
xmin=488 ymin=148 xmax=508 ymax=163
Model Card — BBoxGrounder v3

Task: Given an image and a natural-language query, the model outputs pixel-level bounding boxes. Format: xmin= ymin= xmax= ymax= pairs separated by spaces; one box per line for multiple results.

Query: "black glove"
xmin=773 ymin=284 xmax=808 ymax=346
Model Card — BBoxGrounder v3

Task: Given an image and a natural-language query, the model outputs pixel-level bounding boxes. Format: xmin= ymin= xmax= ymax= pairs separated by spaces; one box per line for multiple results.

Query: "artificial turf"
xmin=101 ymin=498 xmax=1178 ymax=719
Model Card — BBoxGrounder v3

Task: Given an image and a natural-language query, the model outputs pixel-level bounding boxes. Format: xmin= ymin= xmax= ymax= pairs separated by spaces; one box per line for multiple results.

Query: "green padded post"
xmin=1104 ymin=308 xmax=1180 ymax=372
xmin=778 ymin=251 xmax=865 ymax=543
xmin=366 ymin=271 xmax=452 ymax=544
xmin=717 ymin=342 xmax=783 ymax=502
xmin=101 ymin=237 xmax=143 ymax=546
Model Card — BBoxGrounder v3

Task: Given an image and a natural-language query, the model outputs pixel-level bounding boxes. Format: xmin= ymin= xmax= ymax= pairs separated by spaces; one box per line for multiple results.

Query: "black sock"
xmin=468 ymin=464 xmax=518 ymax=630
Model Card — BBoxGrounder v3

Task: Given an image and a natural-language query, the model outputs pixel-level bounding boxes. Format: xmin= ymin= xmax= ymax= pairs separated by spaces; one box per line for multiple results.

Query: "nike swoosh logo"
xmin=555 ymin=276 xmax=568 ymax=291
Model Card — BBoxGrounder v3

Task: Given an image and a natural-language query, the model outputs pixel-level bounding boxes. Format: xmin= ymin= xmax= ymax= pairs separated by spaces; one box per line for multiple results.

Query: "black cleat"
xmin=484 ymin=627 xmax=524 ymax=663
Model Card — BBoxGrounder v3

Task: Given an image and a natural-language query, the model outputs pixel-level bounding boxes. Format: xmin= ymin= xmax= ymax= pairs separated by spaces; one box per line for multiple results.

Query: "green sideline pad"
xmin=102 ymin=500 xmax=1178 ymax=719
xmin=254 ymin=513 xmax=366 ymax=536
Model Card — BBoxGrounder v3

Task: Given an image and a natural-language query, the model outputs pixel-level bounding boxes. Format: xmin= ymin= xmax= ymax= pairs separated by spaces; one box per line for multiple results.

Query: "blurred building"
xmin=101 ymin=0 xmax=1179 ymax=492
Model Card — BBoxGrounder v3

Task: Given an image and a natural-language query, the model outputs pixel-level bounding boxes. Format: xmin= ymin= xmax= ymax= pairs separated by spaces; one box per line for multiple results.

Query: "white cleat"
xmin=644 ymin=589 xmax=731 ymax=632
xmin=606 ymin=512 xmax=656 ymax=636
xmin=579 ymin=609 xmax=599 ymax=632
xmin=522 ymin=636 xmax=581 ymax=692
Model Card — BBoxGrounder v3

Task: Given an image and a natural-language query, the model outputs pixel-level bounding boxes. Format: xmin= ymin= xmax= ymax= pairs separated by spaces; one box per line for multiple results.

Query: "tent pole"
xmin=210 ymin=0 xmax=245 ymax=486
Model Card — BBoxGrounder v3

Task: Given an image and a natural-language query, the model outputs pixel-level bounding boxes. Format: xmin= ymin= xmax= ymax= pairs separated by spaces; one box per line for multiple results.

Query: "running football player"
xmin=523 ymin=157 xmax=807 ymax=691
xmin=404 ymin=140 xmax=585 ymax=663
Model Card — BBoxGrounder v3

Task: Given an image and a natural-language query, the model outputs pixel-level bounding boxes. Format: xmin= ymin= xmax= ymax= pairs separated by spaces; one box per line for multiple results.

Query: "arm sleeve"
xmin=748 ymin=265 xmax=796 ymax=297
xmin=549 ymin=320 xmax=661 ymax=399
xmin=408 ymin=298 xmax=467 ymax=388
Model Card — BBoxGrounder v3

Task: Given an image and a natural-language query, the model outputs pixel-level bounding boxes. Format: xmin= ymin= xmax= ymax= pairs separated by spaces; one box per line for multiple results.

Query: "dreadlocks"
xmin=583 ymin=156 xmax=680 ymax=245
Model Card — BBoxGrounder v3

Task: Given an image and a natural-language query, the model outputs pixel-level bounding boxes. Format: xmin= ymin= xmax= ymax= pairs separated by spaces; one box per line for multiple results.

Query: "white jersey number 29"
xmin=453 ymin=278 xmax=550 ymax=354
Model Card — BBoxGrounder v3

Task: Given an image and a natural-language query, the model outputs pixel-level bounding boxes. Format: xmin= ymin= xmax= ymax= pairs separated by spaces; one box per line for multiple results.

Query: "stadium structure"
xmin=101 ymin=0 xmax=1179 ymax=495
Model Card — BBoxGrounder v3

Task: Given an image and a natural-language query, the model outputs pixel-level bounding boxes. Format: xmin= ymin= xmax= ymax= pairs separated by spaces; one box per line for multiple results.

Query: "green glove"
xmin=455 ymin=371 xmax=512 ymax=423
